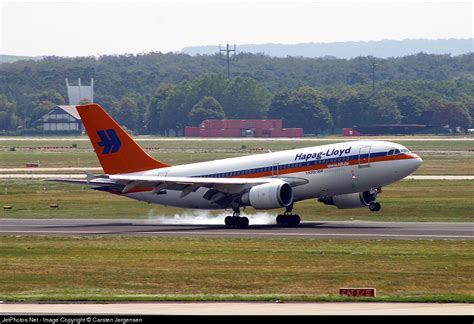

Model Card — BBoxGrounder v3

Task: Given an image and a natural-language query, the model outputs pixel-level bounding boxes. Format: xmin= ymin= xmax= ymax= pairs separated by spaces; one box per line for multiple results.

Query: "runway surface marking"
xmin=0 ymin=302 xmax=472 ymax=315
xmin=1 ymin=220 xmax=472 ymax=240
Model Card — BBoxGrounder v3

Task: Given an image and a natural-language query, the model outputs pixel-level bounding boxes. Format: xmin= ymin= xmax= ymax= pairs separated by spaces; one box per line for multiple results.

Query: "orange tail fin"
xmin=77 ymin=103 xmax=169 ymax=174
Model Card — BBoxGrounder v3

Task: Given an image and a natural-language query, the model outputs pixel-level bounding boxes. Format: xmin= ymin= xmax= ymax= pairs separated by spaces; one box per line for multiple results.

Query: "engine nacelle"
xmin=241 ymin=181 xmax=293 ymax=209
xmin=318 ymin=191 xmax=375 ymax=209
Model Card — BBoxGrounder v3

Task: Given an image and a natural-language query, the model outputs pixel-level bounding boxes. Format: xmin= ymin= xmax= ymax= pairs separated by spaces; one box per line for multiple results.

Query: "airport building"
xmin=185 ymin=119 xmax=303 ymax=137
xmin=37 ymin=105 xmax=82 ymax=133
xmin=35 ymin=78 xmax=92 ymax=133
xmin=342 ymin=124 xmax=432 ymax=136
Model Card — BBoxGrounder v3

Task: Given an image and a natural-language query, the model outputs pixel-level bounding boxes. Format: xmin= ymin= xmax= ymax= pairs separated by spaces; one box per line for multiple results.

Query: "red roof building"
xmin=185 ymin=119 xmax=303 ymax=138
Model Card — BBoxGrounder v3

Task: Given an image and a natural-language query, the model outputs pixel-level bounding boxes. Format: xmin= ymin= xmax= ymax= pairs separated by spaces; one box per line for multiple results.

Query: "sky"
xmin=0 ymin=0 xmax=472 ymax=57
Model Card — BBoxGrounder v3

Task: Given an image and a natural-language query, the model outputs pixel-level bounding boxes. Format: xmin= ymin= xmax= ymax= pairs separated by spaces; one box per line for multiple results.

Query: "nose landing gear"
xmin=367 ymin=188 xmax=381 ymax=212
xmin=369 ymin=201 xmax=381 ymax=212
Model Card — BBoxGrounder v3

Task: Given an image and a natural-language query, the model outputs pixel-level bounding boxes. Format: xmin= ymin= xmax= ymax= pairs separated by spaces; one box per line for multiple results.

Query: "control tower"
xmin=65 ymin=78 xmax=94 ymax=105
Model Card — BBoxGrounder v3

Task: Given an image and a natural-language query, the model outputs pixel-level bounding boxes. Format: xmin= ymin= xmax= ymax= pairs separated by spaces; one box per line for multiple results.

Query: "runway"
xmin=0 ymin=219 xmax=472 ymax=240
xmin=1 ymin=302 xmax=472 ymax=315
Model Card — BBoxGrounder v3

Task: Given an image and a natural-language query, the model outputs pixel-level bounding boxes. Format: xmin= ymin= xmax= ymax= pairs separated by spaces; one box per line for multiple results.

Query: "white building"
xmin=37 ymin=105 xmax=82 ymax=133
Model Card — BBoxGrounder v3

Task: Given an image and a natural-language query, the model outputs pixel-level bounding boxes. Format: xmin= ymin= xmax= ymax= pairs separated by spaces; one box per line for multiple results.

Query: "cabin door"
xmin=358 ymin=146 xmax=371 ymax=168
xmin=272 ymin=163 xmax=279 ymax=177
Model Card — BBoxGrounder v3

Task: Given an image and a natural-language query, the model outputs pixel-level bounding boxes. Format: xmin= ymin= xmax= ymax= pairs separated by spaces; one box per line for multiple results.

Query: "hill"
xmin=182 ymin=39 xmax=473 ymax=58
xmin=0 ymin=55 xmax=43 ymax=64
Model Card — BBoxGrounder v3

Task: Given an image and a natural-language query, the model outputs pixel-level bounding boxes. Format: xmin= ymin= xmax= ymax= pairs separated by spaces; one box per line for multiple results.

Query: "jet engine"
xmin=240 ymin=181 xmax=293 ymax=209
xmin=318 ymin=191 xmax=376 ymax=209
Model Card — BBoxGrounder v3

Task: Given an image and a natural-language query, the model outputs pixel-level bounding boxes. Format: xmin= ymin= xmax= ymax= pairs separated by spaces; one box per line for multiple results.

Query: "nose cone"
xmin=413 ymin=154 xmax=423 ymax=168
xmin=406 ymin=154 xmax=423 ymax=175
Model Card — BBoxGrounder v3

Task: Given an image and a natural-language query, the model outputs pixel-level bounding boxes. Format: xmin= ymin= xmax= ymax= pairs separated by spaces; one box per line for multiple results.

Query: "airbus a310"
xmin=53 ymin=104 xmax=422 ymax=227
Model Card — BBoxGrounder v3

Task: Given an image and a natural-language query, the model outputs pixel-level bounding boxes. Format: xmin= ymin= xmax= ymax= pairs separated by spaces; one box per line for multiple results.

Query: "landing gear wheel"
xmin=237 ymin=217 xmax=249 ymax=228
xmin=224 ymin=207 xmax=249 ymax=228
xmin=276 ymin=214 xmax=301 ymax=226
xmin=276 ymin=203 xmax=301 ymax=226
xmin=369 ymin=202 xmax=381 ymax=212
xmin=288 ymin=215 xmax=301 ymax=226
xmin=276 ymin=214 xmax=285 ymax=225
xmin=225 ymin=216 xmax=234 ymax=226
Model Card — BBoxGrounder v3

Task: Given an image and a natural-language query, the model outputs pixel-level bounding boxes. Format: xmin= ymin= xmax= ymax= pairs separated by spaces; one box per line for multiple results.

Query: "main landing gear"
xmin=224 ymin=204 xmax=302 ymax=228
xmin=276 ymin=204 xmax=301 ymax=226
xmin=225 ymin=207 xmax=249 ymax=228
xmin=368 ymin=201 xmax=381 ymax=212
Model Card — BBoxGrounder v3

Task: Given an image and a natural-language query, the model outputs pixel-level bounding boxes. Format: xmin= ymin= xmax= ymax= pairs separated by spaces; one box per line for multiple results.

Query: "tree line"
xmin=0 ymin=52 xmax=473 ymax=134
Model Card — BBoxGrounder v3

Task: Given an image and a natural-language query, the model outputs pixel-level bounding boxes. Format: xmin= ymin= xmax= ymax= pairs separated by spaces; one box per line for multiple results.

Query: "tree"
xmin=125 ymin=92 xmax=148 ymax=133
xmin=466 ymin=101 xmax=474 ymax=127
xmin=114 ymin=96 xmax=139 ymax=131
xmin=26 ymin=90 xmax=66 ymax=127
xmin=146 ymin=84 xmax=175 ymax=135
xmin=0 ymin=95 xmax=17 ymax=131
xmin=188 ymin=96 xmax=225 ymax=126
xmin=336 ymin=92 xmax=401 ymax=127
xmin=222 ymin=77 xmax=272 ymax=119
xmin=185 ymin=73 xmax=228 ymax=110
xmin=393 ymin=93 xmax=428 ymax=124
xmin=94 ymin=94 xmax=116 ymax=114
xmin=31 ymin=90 xmax=65 ymax=105
xmin=1 ymin=52 xmax=473 ymax=133
xmin=31 ymin=100 xmax=56 ymax=126
xmin=268 ymin=87 xmax=333 ymax=134
xmin=159 ymin=83 xmax=190 ymax=136
xmin=426 ymin=101 xmax=472 ymax=134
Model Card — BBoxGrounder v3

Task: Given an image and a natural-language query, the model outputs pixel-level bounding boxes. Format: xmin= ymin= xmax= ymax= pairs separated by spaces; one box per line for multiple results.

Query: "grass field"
xmin=1 ymin=179 xmax=473 ymax=222
xmin=2 ymin=136 xmax=474 ymax=150
xmin=0 ymin=236 xmax=472 ymax=302
xmin=1 ymin=137 xmax=473 ymax=303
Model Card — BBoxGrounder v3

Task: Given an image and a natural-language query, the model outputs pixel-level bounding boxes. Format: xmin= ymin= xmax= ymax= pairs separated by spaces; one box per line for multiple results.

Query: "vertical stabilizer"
xmin=77 ymin=104 xmax=169 ymax=174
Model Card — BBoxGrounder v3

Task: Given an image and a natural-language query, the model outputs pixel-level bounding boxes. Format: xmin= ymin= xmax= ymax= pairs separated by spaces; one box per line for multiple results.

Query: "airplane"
xmin=52 ymin=103 xmax=423 ymax=228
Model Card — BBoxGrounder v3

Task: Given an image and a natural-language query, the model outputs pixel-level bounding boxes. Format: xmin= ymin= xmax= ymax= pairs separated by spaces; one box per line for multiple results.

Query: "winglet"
xmin=77 ymin=104 xmax=170 ymax=174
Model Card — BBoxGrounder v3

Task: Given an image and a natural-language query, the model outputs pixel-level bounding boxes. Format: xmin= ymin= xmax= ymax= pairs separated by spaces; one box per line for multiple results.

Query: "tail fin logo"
xmin=97 ymin=129 xmax=122 ymax=154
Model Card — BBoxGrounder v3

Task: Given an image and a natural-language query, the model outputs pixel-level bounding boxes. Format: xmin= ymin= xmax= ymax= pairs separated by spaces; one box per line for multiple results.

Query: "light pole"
xmin=371 ymin=61 xmax=377 ymax=96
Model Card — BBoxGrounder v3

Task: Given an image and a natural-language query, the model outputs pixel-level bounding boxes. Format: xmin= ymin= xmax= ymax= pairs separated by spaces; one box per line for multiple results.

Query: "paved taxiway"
xmin=1 ymin=302 xmax=472 ymax=315
xmin=0 ymin=219 xmax=472 ymax=240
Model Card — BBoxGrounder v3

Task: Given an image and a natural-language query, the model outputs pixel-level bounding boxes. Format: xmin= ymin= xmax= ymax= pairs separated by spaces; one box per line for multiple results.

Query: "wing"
xmin=49 ymin=174 xmax=308 ymax=200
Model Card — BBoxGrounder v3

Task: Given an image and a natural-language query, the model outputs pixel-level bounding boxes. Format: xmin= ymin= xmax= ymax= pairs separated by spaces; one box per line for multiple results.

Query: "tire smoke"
xmin=147 ymin=210 xmax=276 ymax=225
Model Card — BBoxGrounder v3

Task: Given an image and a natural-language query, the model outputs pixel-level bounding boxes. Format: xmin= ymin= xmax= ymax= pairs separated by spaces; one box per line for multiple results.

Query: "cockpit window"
xmin=388 ymin=149 xmax=394 ymax=156
xmin=394 ymin=149 xmax=401 ymax=155
xmin=401 ymin=149 xmax=411 ymax=154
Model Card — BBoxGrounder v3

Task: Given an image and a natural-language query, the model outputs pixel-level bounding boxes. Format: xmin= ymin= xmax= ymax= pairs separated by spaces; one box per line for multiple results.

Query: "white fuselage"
xmin=116 ymin=140 xmax=422 ymax=209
